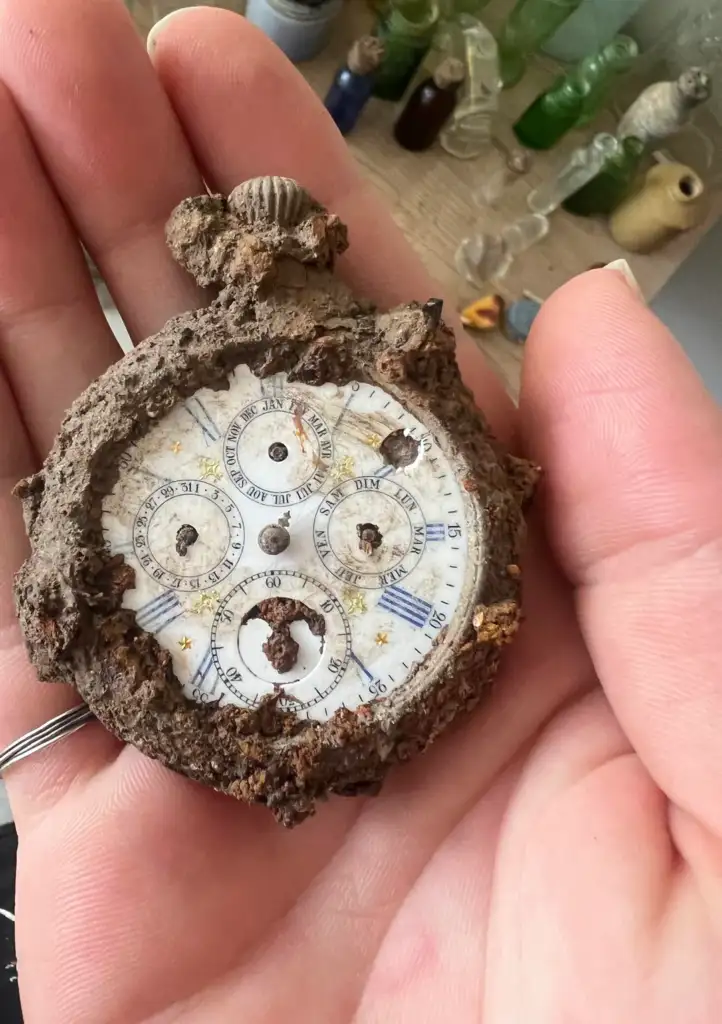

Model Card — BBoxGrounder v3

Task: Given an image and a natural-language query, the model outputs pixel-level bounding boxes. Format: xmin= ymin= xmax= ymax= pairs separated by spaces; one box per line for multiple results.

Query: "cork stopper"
xmin=347 ymin=36 xmax=385 ymax=76
xmin=433 ymin=58 xmax=465 ymax=90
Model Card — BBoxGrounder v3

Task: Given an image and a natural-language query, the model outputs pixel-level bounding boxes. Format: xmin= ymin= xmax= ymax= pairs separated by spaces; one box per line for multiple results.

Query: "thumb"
xmin=520 ymin=267 xmax=722 ymax=838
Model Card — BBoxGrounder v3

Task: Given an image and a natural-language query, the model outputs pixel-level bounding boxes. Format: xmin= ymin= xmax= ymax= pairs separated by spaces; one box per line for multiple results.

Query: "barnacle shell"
xmin=228 ymin=176 xmax=315 ymax=229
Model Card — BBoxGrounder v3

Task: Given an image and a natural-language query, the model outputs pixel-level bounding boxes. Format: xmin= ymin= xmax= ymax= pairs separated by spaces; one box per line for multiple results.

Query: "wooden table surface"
xmin=130 ymin=1 xmax=719 ymax=399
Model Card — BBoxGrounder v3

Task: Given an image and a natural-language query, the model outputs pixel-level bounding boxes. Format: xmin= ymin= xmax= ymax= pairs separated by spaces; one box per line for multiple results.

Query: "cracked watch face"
xmin=102 ymin=366 xmax=474 ymax=722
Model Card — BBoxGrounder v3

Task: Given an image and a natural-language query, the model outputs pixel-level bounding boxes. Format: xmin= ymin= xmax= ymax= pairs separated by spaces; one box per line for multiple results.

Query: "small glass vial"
xmin=324 ymin=36 xmax=385 ymax=135
xmin=373 ymin=0 xmax=440 ymax=102
xmin=562 ymin=135 xmax=646 ymax=216
xmin=439 ymin=15 xmax=501 ymax=160
xmin=456 ymin=213 xmax=550 ymax=287
xmin=526 ymin=132 xmax=619 ymax=214
xmin=394 ymin=58 xmax=465 ymax=151
xmin=513 ymin=78 xmax=589 ymax=149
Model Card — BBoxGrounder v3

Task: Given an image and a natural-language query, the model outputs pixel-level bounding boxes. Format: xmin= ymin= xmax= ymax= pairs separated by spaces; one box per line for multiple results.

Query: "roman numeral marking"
xmin=378 ymin=586 xmax=433 ymax=629
xmin=425 ymin=523 xmax=446 ymax=541
xmin=135 ymin=591 xmax=183 ymax=634
xmin=184 ymin=398 xmax=221 ymax=444
xmin=191 ymin=646 xmax=215 ymax=689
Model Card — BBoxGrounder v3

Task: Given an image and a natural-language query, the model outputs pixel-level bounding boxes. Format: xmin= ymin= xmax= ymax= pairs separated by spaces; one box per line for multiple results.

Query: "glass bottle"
xmin=473 ymin=146 xmax=531 ymax=209
xmin=324 ymin=37 xmax=385 ymax=135
xmin=513 ymin=78 xmax=589 ymax=149
xmin=394 ymin=58 xmax=465 ymax=150
xmin=496 ymin=0 xmax=585 ymax=90
xmin=373 ymin=1 xmax=440 ymax=102
xmin=438 ymin=16 xmax=501 ymax=160
xmin=526 ymin=132 xmax=619 ymax=214
xmin=245 ymin=0 xmax=344 ymax=63
xmin=542 ymin=0 xmax=647 ymax=64
xmin=456 ymin=213 xmax=550 ymax=287
xmin=562 ymin=135 xmax=646 ymax=216
xmin=571 ymin=35 xmax=638 ymax=127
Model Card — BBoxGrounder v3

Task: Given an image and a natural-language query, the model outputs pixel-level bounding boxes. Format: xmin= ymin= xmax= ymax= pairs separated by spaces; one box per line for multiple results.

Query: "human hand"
xmin=1 ymin=3 xmax=721 ymax=1022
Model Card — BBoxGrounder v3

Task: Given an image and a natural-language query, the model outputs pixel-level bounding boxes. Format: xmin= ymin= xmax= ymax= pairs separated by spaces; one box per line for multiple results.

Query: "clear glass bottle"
xmin=526 ymin=132 xmax=619 ymax=214
xmin=513 ymin=77 xmax=589 ymax=149
xmin=542 ymin=0 xmax=647 ymax=63
xmin=373 ymin=1 xmax=440 ymax=102
xmin=324 ymin=37 xmax=385 ymax=135
xmin=473 ymin=146 xmax=531 ymax=208
xmin=456 ymin=213 xmax=550 ymax=287
xmin=439 ymin=16 xmax=500 ymax=160
xmin=496 ymin=0 xmax=585 ymax=90
xmin=562 ymin=135 xmax=646 ymax=216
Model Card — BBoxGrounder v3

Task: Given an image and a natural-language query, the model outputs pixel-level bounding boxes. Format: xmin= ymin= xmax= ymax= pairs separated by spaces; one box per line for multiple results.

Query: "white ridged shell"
xmin=229 ymin=176 xmax=314 ymax=228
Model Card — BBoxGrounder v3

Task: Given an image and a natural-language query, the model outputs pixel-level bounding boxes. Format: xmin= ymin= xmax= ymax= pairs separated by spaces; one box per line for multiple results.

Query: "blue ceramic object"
xmin=504 ymin=296 xmax=541 ymax=342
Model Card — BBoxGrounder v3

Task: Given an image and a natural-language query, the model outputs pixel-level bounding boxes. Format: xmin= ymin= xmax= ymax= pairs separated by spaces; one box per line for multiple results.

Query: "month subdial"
xmin=211 ymin=570 xmax=352 ymax=713
xmin=314 ymin=476 xmax=426 ymax=590
xmin=132 ymin=480 xmax=245 ymax=592
xmin=223 ymin=394 xmax=334 ymax=507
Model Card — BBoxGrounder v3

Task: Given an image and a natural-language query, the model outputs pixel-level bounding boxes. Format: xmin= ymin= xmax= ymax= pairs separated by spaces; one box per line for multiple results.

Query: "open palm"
xmin=1 ymin=3 xmax=720 ymax=1022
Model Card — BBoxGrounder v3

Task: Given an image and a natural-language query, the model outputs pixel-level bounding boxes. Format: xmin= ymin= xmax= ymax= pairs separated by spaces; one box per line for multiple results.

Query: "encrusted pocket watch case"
xmin=14 ymin=177 xmax=538 ymax=825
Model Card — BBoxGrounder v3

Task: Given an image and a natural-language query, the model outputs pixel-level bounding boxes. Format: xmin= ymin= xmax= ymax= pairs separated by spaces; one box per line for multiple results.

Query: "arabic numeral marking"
xmin=429 ymin=609 xmax=446 ymax=630
xmin=328 ymin=656 xmax=343 ymax=674
xmin=368 ymin=680 xmax=388 ymax=696
xmin=447 ymin=523 xmax=462 ymax=539
xmin=265 ymin=575 xmax=281 ymax=589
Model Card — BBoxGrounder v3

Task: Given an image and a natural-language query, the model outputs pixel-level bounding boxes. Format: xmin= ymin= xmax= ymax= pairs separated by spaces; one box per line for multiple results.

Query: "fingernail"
xmin=604 ymin=259 xmax=645 ymax=303
xmin=147 ymin=6 xmax=203 ymax=55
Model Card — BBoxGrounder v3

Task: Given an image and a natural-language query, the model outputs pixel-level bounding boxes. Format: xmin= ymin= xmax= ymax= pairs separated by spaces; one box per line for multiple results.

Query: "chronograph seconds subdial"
xmin=210 ymin=569 xmax=352 ymax=713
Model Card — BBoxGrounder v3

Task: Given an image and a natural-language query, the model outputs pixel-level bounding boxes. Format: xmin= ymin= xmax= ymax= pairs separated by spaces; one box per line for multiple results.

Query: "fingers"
xmin=520 ymin=268 xmax=722 ymax=840
xmin=0 ymin=367 xmax=119 ymax=828
xmin=148 ymin=6 xmax=515 ymax=441
xmin=0 ymin=0 xmax=206 ymax=343
xmin=0 ymin=84 xmax=120 ymax=456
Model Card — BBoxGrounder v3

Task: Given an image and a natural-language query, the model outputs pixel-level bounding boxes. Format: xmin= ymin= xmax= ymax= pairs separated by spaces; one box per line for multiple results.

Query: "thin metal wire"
xmin=0 ymin=705 xmax=95 ymax=775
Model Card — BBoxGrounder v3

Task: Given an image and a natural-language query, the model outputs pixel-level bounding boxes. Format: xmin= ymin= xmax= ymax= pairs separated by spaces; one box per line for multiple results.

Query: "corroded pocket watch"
xmin=14 ymin=177 xmax=538 ymax=826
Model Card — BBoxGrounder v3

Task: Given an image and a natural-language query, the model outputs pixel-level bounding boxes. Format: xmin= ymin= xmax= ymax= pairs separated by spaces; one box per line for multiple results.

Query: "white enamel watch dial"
xmin=102 ymin=366 xmax=474 ymax=721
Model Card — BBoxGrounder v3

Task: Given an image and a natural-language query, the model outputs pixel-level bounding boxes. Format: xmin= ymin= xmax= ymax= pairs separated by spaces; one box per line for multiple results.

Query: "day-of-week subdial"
xmin=314 ymin=476 xmax=426 ymax=589
xmin=223 ymin=395 xmax=334 ymax=506
xmin=210 ymin=570 xmax=352 ymax=716
xmin=133 ymin=481 xmax=245 ymax=592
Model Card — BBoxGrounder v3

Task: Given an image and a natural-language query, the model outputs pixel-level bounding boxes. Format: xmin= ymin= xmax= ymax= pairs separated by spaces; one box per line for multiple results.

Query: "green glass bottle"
xmin=562 ymin=135 xmax=646 ymax=216
xmin=497 ymin=0 xmax=585 ymax=89
xmin=573 ymin=34 xmax=639 ymax=126
xmin=513 ymin=78 xmax=589 ymax=149
xmin=373 ymin=0 xmax=440 ymax=102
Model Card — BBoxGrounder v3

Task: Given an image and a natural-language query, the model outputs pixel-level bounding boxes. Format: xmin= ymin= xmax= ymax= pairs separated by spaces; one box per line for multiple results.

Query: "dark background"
xmin=0 ymin=824 xmax=22 ymax=1024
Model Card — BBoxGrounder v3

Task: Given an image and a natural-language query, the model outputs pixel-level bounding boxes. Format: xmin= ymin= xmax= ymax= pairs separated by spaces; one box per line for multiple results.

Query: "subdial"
xmin=133 ymin=481 xmax=244 ymax=591
xmin=211 ymin=570 xmax=352 ymax=712
xmin=223 ymin=394 xmax=334 ymax=506
xmin=313 ymin=476 xmax=426 ymax=589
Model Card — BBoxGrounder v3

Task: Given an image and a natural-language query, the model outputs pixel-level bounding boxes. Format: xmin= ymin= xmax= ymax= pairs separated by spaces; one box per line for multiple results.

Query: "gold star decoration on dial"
xmin=170 ymin=441 xmax=182 ymax=454
xmin=199 ymin=456 xmax=223 ymax=482
xmin=375 ymin=631 xmax=389 ymax=646
xmin=365 ymin=433 xmax=382 ymax=450
xmin=191 ymin=591 xmax=220 ymax=615
xmin=329 ymin=455 xmax=356 ymax=484
xmin=342 ymin=588 xmax=367 ymax=615
xmin=178 ymin=636 xmax=193 ymax=651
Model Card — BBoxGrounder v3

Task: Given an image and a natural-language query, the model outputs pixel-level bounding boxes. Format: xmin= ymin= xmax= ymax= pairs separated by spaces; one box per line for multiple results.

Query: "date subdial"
xmin=211 ymin=570 xmax=352 ymax=713
xmin=223 ymin=395 xmax=334 ymax=506
xmin=314 ymin=476 xmax=426 ymax=589
xmin=133 ymin=480 xmax=245 ymax=591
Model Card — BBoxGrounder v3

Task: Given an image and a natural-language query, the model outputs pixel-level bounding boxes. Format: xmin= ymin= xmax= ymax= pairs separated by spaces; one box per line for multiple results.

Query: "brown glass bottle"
xmin=393 ymin=58 xmax=465 ymax=152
